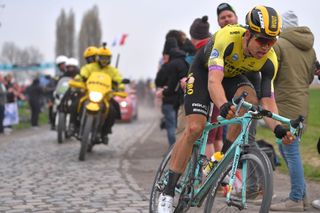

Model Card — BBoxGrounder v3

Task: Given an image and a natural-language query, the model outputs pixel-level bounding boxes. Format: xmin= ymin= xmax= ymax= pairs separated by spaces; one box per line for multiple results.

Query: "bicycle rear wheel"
xmin=204 ymin=150 xmax=273 ymax=213
xmin=149 ymin=145 xmax=199 ymax=212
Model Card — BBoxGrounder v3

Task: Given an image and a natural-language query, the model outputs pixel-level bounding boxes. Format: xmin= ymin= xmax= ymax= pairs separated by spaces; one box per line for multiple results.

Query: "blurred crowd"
xmin=0 ymin=70 xmax=156 ymax=136
xmin=0 ymin=72 xmax=59 ymax=134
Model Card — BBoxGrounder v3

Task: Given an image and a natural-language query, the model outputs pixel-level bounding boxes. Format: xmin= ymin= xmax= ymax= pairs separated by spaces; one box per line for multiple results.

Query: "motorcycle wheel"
xmin=57 ymin=112 xmax=66 ymax=144
xmin=65 ymin=113 xmax=72 ymax=139
xmin=79 ymin=114 xmax=93 ymax=161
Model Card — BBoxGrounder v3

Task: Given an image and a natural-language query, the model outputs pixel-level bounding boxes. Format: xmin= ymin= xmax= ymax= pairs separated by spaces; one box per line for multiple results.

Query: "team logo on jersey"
xmin=248 ymin=61 xmax=255 ymax=67
xmin=230 ymin=31 xmax=240 ymax=35
xmin=232 ymin=54 xmax=239 ymax=61
xmin=186 ymin=76 xmax=195 ymax=95
xmin=210 ymin=49 xmax=219 ymax=58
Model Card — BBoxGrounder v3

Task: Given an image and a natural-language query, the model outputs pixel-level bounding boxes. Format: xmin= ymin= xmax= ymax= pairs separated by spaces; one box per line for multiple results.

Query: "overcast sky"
xmin=0 ymin=0 xmax=319 ymax=79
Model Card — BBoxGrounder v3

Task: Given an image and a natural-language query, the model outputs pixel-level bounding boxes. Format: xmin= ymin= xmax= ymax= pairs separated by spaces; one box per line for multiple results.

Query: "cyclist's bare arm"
xmin=208 ymin=70 xmax=227 ymax=107
xmin=208 ymin=70 xmax=236 ymax=119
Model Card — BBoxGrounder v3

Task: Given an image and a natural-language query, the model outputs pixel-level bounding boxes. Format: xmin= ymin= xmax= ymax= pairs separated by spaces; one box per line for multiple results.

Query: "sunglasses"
xmin=252 ymin=34 xmax=277 ymax=46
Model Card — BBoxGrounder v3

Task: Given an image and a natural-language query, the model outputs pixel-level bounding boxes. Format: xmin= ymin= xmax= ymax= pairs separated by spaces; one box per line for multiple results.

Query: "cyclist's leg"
xmin=222 ymin=75 xmax=258 ymax=142
xmin=245 ymin=72 xmax=260 ymax=145
xmin=161 ymin=62 xmax=210 ymax=197
xmin=170 ymin=114 xmax=207 ymax=173
xmin=162 ymin=113 xmax=206 ymax=199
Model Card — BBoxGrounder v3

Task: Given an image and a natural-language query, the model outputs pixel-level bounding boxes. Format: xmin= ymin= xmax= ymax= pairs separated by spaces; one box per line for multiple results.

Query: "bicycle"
xmin=149 ymin=92 xmax=304 ymax=212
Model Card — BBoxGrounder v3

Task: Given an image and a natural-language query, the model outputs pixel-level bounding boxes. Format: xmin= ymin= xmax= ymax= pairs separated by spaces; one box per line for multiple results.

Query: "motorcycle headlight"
xmin=120 ymin=101 xmax=128 ymax=108
xmin=89 ymin=91 xmax=103 ymax=102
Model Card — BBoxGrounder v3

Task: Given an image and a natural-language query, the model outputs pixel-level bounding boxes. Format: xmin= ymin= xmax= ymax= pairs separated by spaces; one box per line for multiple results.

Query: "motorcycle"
xmin=53 ymin=76 xmax=73 ymax=143
xmin=68 ymin=72 xmax=127 ymax=161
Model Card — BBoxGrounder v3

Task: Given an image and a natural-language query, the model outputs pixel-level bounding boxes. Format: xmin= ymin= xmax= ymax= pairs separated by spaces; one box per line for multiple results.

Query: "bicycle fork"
xmin=225 ymin=144 xmax=247 ymax=210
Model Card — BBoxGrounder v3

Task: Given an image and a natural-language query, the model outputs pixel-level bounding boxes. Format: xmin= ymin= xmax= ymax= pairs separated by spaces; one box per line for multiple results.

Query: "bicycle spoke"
xmin=204 ymin=150 xmax=273 ymax=213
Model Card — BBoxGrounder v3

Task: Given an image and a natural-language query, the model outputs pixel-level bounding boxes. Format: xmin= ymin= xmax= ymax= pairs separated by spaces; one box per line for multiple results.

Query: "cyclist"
xmin=158 ymin=6 xmax=295 ymax=212
xmin=83 ymin=46 xmax=98 ymax=64
xmin=73 ymin=44 xmax=123 ymax=144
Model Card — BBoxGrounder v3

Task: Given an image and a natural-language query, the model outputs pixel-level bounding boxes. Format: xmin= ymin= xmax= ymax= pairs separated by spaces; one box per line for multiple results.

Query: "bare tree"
xmin=21 ymin=46 xmax=44 ymax=65
xmin=0 ymin=42 xmax=43 ymax=66
xmin=78 ymin=5 xmax=102 ymax=66
xmin=0 ymin=42 xmax=19 ymax=64
xmin=66 ymin=9 xmax=75 ymax=57
xmin=55 ymin=9 xmax=76 ymax=59
xmin=55 ymin=9 xmax=68 ymax=57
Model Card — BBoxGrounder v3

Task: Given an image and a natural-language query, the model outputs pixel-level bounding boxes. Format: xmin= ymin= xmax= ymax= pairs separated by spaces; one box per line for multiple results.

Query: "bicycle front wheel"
xmin=149 ymin=145 xmax=199 ymax=212
xmin=204 ymin=151 xmax=273 ymax=213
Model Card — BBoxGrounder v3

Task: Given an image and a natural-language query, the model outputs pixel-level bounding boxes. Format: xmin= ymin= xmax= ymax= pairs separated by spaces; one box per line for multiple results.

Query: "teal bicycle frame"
xmin=176 ymin=97 xmax=303 ymax=208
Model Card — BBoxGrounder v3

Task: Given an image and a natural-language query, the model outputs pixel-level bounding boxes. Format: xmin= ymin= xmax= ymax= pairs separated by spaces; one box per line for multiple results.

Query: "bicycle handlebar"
xmin=231 ymin=91 xmax=304 ymax=144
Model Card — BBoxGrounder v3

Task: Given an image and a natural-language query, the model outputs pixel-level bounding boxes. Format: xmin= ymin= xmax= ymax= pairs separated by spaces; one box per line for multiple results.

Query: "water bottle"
xmin=203 ymin=152 xmax=224 ymax=177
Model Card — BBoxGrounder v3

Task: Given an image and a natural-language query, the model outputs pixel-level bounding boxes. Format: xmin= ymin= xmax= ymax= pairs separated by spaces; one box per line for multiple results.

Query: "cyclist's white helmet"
xmin=55 ymin=55 xmax=68 ymax=65
xmin=65 ymin=57 xmax=79 ymax=67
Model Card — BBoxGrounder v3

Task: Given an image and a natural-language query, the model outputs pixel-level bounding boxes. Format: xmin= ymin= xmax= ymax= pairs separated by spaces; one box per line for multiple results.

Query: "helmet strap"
xmin=243 ymin=31 xmax=254 ymax=58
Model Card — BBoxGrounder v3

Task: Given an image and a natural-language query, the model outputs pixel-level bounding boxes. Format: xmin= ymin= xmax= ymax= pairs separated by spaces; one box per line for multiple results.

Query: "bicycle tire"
xmin=204 ymin=150 xmax=273 ymax=213
xmin=149 ymin=147 xmax=173 ymax=212
xmin=149 ymin=145 xmax=199 ymax=213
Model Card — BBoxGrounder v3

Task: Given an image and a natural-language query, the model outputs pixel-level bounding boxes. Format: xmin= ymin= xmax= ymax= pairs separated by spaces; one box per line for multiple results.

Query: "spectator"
xmin=43 ymin=75 xmax=57 ymax=130
xmin=3 ymin=74 xmax=20 ymax=132
xmin=155 ymin=37 xmax=183 ymax=147
xmin=4 ymin=74 xmax=15 ymax=104
xmin=165 ymin=30 xmax=187 ymax=50
xmin=0 ymin=74 xmax=7 ymax=134
xmin=25 ymin=78 xmax=44 ymax=128
xmin=216 ymin=2 xmax=238 ymax=28
xmin=270 ymin=11 xmax=316 ymax=212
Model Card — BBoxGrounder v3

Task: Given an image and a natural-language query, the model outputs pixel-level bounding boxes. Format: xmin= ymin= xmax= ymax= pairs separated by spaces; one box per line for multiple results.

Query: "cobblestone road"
xmin=0 ymin=106 xmax=157 ymax=213
xmin=1 ymin=104 xmax=320 ymax=213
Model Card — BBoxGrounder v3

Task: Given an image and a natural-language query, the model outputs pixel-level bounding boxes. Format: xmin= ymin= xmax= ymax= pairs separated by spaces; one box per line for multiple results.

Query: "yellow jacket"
xmin=76 ymin=63 xmax=124 ymax=90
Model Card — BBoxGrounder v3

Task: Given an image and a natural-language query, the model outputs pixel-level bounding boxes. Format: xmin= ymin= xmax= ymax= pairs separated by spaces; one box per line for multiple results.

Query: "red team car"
xmin=114 ymin=85 xmax=138 ymax=122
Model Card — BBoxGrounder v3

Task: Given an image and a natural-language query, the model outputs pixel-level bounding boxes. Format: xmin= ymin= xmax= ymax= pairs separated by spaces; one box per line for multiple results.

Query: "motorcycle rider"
xmin=55 ymin=55 xmax=68 ymax=77
xmin=83 ymin=46 xmax=98 ymax=64
xmin=48 ymin=55 xmax=68 ymax=129
xmin=52 ymin=57 xmax=80 ymax=131
xmin=73 ymin=44 xmax=123 ymax=144
xmin=64 ymin=57 xmax=80 ymax=78
xmin=58 ymin=57 xmax=80 ymax=109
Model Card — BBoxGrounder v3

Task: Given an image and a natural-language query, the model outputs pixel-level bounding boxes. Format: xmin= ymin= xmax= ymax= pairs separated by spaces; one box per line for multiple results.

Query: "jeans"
xmin=279 ymin=138 xmax=306 ymax=201
xmin=162 ymin=104 xmax=177 ymax=147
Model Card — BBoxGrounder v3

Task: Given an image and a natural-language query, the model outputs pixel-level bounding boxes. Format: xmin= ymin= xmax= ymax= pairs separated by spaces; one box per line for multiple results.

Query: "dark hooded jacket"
xmin=273 ymin=26 xmax=316 ymax=125
xmin=162 ymin=48 xmax=189 ymax=108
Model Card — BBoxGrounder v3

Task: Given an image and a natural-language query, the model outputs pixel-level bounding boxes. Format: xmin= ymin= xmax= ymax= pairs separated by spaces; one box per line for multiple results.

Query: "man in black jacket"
xmin=155 ymin=37 xmax=190 ymax=147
